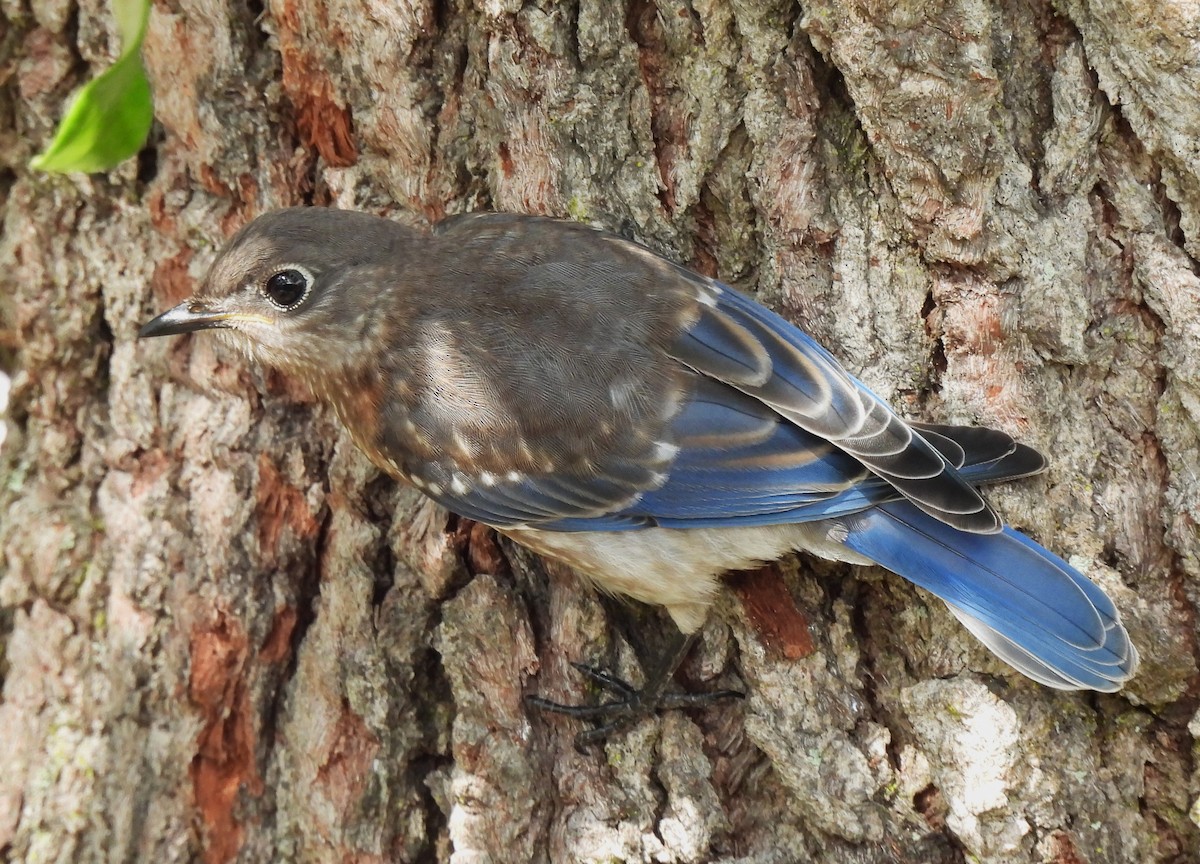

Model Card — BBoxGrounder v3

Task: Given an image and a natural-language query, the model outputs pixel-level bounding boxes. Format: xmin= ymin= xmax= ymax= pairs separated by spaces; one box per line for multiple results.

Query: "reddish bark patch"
xmin=237 ymin=174 xmax=260 ymax=211
xmin=727 ymin=566 xmax=815 ymax=660
xmin=296 ymin=86 xmax=357 ymax=167
xmin=264 ymin=368 xmax=317 ymax=405
xmin=454 ymin=519 xmax=510 ymax=579
xmin=276 ymin=3 xmax=358 ymax=167
xmin=129 ymin=448 xmax=171 ymax=496
xmin=20 ymin=27 xmax=72 ymax=99
xmin=188 ymin=612 xmax=262 ymax=864
xmin=260 ymin=606 xmax=298 ymax=665
xmin=198 ymin=164 xmax=233 ymax=198
xmin=913 ymin=783 xmax=948 ymax=831
xmin=497 ymin=141 xmax=515 ymax=177
xmin=255 ymin=453 xmax=320 ymax=567
xmin=150 ymin=248 xmax=195 ymax=306
xmin=315 ymin=707 xmax=381 ymax=814
xmin=147 ymin=187 xmax=177 ymax=234
xmin=219 ymin=202 xmax=253 ymax=238
xmin=691 ymin=198 xmax=720 ymax=278
xmin=626 ymin=0 xmax=686 ymax=213
xmin=1047 ymin=831 xmax=1086 ymax=864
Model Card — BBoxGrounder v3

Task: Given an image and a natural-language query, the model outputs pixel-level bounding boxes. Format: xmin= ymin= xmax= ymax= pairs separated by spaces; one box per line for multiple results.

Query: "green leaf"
xmin=30 ymin=54 xmax=153 ymax=173
xmin=31 ymin=0 xmax=153 ymax=174
xmin=111 ymin=0 xmax=149 ymax=45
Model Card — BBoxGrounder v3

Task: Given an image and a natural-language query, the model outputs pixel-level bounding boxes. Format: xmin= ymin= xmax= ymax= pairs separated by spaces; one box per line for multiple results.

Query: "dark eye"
xmin=263 ymin=267 xmax=312 ymax=310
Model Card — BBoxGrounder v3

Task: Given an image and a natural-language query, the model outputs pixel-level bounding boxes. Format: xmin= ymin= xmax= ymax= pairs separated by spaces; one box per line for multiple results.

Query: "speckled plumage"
xmin=141 ymin=207 xmax=1139 ymax=696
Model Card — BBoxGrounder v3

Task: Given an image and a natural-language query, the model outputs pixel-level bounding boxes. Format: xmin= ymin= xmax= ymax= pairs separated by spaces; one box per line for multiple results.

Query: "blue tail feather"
xmin=840 ymin=501 xmax=1138 ymax=691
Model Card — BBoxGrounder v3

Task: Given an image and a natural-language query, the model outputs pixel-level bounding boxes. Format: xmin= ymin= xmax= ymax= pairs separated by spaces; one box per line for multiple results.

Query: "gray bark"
xmin=1 ymin=0 xmax=1197 ymax=861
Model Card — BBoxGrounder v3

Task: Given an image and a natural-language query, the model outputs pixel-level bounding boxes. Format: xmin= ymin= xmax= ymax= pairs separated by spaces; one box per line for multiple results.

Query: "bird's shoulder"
xmin=363 ymin=215 xmax=705 ymax=517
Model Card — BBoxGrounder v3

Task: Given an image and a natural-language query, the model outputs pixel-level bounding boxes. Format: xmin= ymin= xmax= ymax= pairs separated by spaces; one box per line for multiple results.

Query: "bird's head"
xmin=139 ymin=207 xmax=414 ymax=375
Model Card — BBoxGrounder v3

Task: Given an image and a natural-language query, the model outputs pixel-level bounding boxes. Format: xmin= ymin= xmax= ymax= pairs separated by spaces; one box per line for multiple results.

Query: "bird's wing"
xmin=405 ymin=380 xmax=825 ymax=530
xmin=667 ymin=279 xmax=1001 ymax=533
xmin=411 ymin=365 xmax=1041 ymax=533
xmin=403 ymin=270 xmax=1042 ymax=533
xmin=838 ymin=500 xmax=1139 ymax=690
xmin=407 ymin=451 xmax=664 ymax=529
xmin=549 ymin=385 xmax=1045 ymax=531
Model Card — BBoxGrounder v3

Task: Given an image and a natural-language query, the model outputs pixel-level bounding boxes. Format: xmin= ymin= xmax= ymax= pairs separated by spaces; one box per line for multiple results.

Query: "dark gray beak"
xmin=138 ymin=301 xmax=234 ymax=338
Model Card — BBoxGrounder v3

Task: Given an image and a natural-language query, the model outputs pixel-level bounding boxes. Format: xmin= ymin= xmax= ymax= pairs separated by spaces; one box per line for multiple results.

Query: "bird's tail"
xmin=840 ymin=500 xmax=1139 ymax=691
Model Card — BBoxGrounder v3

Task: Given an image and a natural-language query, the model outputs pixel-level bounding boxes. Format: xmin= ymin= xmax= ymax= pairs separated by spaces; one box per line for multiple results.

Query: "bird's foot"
xmin=527 ymin=662 xmax=743 ymax=751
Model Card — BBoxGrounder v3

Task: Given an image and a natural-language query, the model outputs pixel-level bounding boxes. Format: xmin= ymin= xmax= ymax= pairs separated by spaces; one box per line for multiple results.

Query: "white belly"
xmin=503 ymin=521 xmax=872 ymax=633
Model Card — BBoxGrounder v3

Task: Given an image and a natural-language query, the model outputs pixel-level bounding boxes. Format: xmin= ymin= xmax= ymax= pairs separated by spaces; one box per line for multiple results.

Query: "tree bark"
xmin=1 ymin=0 xmax=1197 ymax=862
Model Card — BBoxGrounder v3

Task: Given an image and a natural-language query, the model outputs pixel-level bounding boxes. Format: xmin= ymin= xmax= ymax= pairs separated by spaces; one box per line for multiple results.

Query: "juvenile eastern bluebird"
xmin=140 ymin=208 xmax=1138 ymax=743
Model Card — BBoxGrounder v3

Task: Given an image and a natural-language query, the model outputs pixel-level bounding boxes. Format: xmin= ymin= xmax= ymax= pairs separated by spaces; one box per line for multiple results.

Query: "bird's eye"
xmin=263 ymin=267 xmax=312 ymax=311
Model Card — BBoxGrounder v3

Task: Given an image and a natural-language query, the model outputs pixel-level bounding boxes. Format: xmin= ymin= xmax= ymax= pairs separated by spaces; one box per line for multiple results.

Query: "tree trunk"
xmin=1 ymin=0 xmax=1197 ymax=862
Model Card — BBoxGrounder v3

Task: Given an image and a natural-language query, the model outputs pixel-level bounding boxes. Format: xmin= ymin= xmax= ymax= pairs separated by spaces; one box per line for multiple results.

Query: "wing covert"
xmin=669 ymin=280 xmax=1002 ymax=533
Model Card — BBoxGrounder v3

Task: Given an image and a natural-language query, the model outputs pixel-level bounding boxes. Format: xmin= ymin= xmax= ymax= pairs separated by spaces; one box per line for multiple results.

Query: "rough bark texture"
xmin=1 ymin=0 xmax=1198 ymax=862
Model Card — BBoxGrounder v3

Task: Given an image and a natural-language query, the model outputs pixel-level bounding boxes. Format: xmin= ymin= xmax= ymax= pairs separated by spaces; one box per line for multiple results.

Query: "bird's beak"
xmin=138 ymin=301 xmax=237 ymax=339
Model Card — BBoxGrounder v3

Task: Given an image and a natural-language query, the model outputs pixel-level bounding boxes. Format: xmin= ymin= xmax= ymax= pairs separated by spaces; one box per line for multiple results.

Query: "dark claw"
xmin=526 ymin=661 xmax=743 ymax=750
xmin=524 ymin=694 xmax=634 ymax=721
xmin=569 ymin=662 xmax=637 ymax=697
xmin=658 ymin=688 xmax=745 ymax=710
xmin=573 ymin=719 xmax=633 ymax=751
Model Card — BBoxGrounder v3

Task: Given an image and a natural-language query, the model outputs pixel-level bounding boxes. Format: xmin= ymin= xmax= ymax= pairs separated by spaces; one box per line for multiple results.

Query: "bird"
xmin=140 ymin=207 xmax=1138 ymax=744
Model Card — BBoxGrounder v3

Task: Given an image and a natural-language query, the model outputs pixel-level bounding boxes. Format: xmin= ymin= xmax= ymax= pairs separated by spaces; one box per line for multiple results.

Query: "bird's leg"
xmin=527 ymin=627 xmax=743 ymax=749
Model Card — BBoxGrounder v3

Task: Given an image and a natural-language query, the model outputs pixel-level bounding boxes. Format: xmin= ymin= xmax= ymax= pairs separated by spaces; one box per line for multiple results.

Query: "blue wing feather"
xmin=673 ymin=283 xmax=1000 ymax=530
xmin=521 ymin=378 xmax=1042 ymax=531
